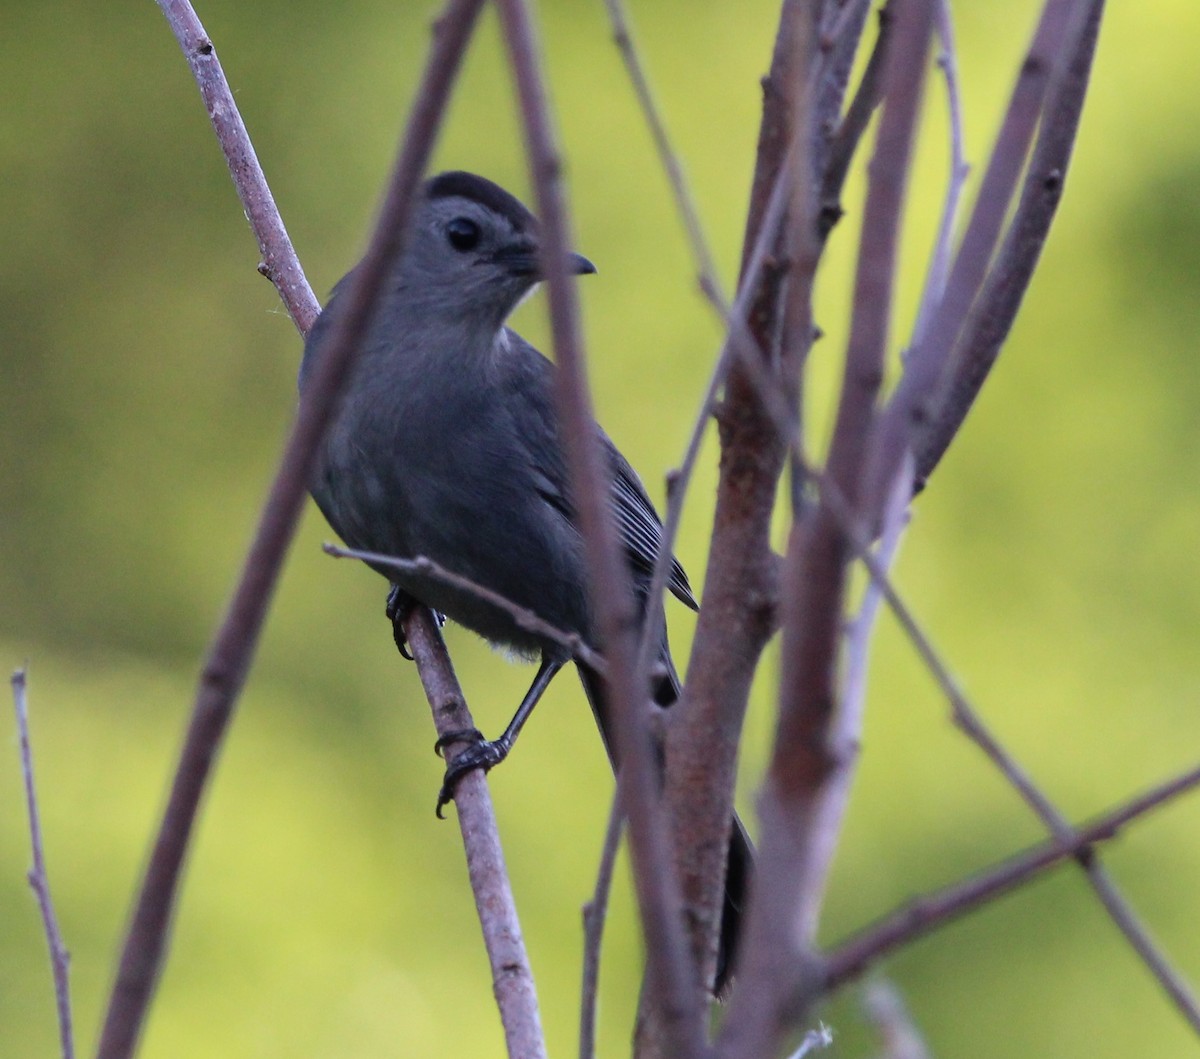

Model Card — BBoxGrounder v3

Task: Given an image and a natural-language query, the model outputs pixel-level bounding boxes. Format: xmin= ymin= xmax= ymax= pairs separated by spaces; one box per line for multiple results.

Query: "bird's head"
xmin=400 ymin=171 xmax=595 ymax=327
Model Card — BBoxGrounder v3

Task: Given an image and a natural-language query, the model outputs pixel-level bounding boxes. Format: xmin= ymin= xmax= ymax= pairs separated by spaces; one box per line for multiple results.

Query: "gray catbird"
xmin=300 ymin=171 xmax=749 ymax=990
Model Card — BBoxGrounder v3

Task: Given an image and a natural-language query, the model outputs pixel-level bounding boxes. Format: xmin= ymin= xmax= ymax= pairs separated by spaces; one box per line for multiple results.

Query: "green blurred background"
xmin=3 ymin=1 xmax=1199 ymax=1055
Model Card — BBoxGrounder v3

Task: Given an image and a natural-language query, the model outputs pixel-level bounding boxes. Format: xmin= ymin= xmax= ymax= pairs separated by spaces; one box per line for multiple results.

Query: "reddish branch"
xmin=96 ymin=3 xmax=488 ymax=1057
xmin=717 ymin=5 xmax=937 ymax=1058
xmin=662 ymin=0 xmax=815 ymax=1006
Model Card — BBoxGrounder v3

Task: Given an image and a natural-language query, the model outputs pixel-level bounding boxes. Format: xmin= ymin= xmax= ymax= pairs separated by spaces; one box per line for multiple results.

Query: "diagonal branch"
xmin=96 ymin=3 xmax=487 ymax=1056
xmin=402 ymin=608 xmax=548 ymax=1058
xmin=153 ymin=0 xmax=319 ymax=334
xmin=825 ymin=760 xmax=1200 ymax=988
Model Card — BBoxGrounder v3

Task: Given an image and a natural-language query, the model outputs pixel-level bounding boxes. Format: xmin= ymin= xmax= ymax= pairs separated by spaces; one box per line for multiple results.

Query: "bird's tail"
xmin=577 ymin=656 xmax=751 ymax=996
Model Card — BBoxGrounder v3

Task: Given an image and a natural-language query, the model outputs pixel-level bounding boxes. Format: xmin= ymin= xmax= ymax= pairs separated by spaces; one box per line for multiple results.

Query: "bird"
xmin=300 ymin=170 xmax=749 ymax=992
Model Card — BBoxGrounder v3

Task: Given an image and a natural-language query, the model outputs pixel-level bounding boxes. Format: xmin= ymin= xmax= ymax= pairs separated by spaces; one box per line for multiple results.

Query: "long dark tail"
xmin=577 ymin=657 xmax=752 ymax=996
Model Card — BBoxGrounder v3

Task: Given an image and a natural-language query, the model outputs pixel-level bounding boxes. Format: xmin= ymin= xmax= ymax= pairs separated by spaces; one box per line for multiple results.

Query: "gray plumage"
xmin=300 ymin=172 xmax=747 ymax=991
xmin=301 ymin=172 xmax=692 ymax=676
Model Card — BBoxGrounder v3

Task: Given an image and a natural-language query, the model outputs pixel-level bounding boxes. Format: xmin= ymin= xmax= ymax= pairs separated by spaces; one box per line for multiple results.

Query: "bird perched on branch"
xmin=300 ymin=171 xmax=749 ymax=992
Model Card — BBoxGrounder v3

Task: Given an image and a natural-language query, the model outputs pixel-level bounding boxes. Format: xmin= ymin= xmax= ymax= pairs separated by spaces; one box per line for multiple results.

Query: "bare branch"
xmin=402 ymin=608 xmax=548 ymax=1059
xmin=914 ymin=0 xmax=1105 ymax=485
xmin=579 ymin=798 xmax=624 ymax=1059
xmin=947 ymin=664 xmax=1200 ymax=1032
xmin=910 ymin=0 xmax=969 ymax=345
xmin=664 ymin=0 xmax=817 ymax=1005
xmin=155 ymin=0 xmax=319 ymax=334
xmin=323 ymin=544 xmax=604 ymax=673
xmin=866 ymin=0 xmax=1082 ymax=519
xmin=863 ymin=981 xmax=931 ymax=1059
xmin=11 ymin=668 xmax=75 ymax=1059
xmin=794 ymin=451 xmax=913 ymax=936
xmin=600 ymin=0 xmax=728 ymax=318
xmin=820 ymin=4 xmax=894 ymax=236
xmin=718 ymin=6 xmax=938 ymax=1057
xmin=492 ymin=1 xmax=707 ymax=1052
xmin=96 ymin=3 xmax=486 ymax=1056
xmin=826 ymin=760 xmax=1200 ymax=988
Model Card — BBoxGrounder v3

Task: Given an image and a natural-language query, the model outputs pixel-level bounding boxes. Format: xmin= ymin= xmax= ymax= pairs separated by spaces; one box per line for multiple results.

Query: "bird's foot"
xmin=386 ymin=585 xmax=444 ymax=659
xmin=434 ymin=728 xmax=510 ymax=818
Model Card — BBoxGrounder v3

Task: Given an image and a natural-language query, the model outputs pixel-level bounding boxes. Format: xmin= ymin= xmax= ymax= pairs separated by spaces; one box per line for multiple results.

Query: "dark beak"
xmin=494 ymin=245 xmax=597 ymax=278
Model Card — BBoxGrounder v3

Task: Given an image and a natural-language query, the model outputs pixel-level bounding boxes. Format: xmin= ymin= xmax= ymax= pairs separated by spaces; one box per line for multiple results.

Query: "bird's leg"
xmin=434 ymin=654 xmax=565 ymax=817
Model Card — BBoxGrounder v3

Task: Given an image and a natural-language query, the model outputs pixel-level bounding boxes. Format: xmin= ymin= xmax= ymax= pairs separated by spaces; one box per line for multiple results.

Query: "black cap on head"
xmin=425 ymin=171 xmax=537 ymax=235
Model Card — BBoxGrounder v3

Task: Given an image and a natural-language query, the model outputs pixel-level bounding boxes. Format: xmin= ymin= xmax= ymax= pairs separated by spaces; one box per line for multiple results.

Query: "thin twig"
xmin=863 ymin=981 xmax=931 ymax=1059
xmin=492 ymin=1 xmax=708 ymax=1053
xmin=11 ymin=668 xmax=75 ymax=1059
xmin=154 ymin=0 xmax=319 ymax=334
xmin=820 ymin=4 xmax=895 ymax=235
xmin=826 ymin=760 xmax=1200 ymax=987
xmin=402 ymin=608 xmax=548 ymax=1059
xmin=579 ymin=797 xmax=625 ymax=1059
xmin=600 ymin=0 xmax=728 ymax=318
xmin=788 ymin=1024 xmax=835 ymax=1057
xmin=948 ymin=677 xmax=1200 ymax=1032
xmin=910 ymin=0 xmax=969 ymax=345
xmin=96 ymin=3 xmax=486 ymax=1056
xmin=795 ymin=451 xmax=913 ymax=940
xmin=323 ymin=543 xmax=605 ymax=673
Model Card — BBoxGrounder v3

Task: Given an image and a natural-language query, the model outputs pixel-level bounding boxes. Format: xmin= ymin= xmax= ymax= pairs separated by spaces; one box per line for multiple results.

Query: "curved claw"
xmin=434 ymin=727 xmax=483 ymax=759
xmin=386 ymin=586 xmax=416 ymax=659
xmin=434 ymin=737 xmax=509 ymax=818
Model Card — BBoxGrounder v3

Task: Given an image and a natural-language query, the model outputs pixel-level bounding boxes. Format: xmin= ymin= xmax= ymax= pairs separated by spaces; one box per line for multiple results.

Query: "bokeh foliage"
xmin=2 ymin=1 xmax=1200 ymax=1056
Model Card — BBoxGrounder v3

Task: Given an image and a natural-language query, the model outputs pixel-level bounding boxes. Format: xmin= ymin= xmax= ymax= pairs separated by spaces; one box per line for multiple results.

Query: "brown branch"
xmin=914 ymin=0 xmax=1105 ymax=486
xmin=865 ymin=0 xmax=1081 ymax=519
xmin=492 ymin=1 xmax=708 ymax=1055
xmin=717 ymin=5 xmax=937 ymax=1058
xmin=579 ymin=797 xmax=624 ymax=1059
xmin=95 ymin=3 xmax=486 ymax=1056
xmin=402 ymin=608 xmax=548 ymax=1059
xmin=661 ymin=0 xmax=814 ymax=1009
xmin=825 ymin=760 xmax=1200 ymax=988
xmin=154 ymin=0 xmax=319 ymax=334
xmin=11 ymin=668 xmax=75 ymax=1059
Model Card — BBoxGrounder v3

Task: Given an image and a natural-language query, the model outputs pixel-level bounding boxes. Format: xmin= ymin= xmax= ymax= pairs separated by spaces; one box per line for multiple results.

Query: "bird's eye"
xmin=445 ymin=217 xmax=481 ymax=252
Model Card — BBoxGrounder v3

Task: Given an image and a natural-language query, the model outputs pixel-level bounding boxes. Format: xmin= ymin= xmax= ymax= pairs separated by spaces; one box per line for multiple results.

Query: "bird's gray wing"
xmin=500 ymin=329 xmax=697 ymax=611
